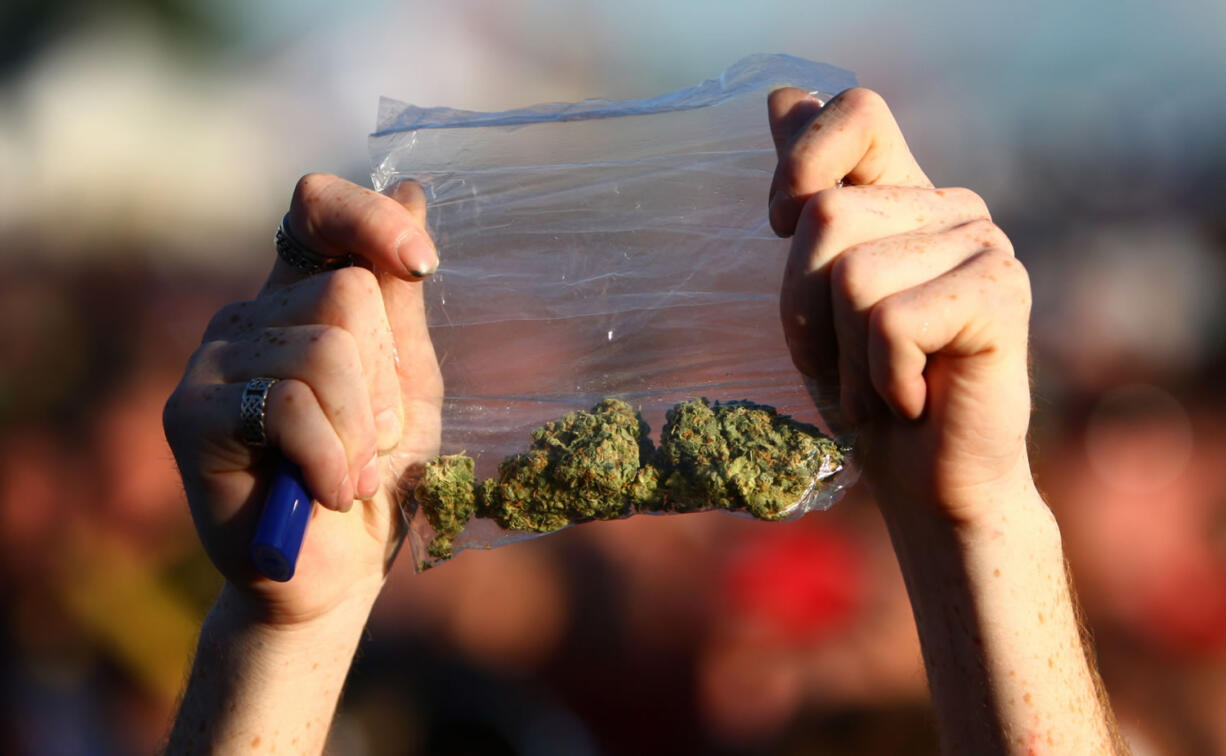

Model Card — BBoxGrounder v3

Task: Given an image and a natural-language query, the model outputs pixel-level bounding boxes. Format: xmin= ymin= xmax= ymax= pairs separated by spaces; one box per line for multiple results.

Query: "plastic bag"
xmin=368 ymin=54 xmax=861 ymax=569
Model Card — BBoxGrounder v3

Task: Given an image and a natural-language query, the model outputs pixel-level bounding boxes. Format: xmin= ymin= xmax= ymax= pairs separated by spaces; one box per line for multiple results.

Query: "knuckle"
xmin=834 ymin=87 xmax=888 ymax=119
xmin=203 ymin=301 xmax=253 ymax=340
xmin=868 ymin=295 xmax=907 ymax=343
xmin=184 ymin=339 xmax=228 ymax=379
xmin=302 ymin=324 xmax=360 ymax=375
xmin=805 ymin=188 xmax=844 ymax=228
xmin=163 ymin=382 xmax=219 ymax=453
xmin=1005 ymin=257 xmax=1033 ymax=311
xmin=319 ymin=265 xmax=379 ymax=312
xmin=829 ymin=248 xmax=873 ymax=307
xmin=962 ymin=217 xmax=995 ymax=235
xmin=292 ymin=172 xmax=334 ymax=210
xmin=941 ymin=186 xmax=991 ymax=219
xmin=979 ymin=251 xmax=1032 ymax=315
xmin=267 ymin=377 xmax=317 ymax=420
xmin=194 ymin=338 xmax=229 ymax=362
xmin=962 ymin=218 xmax=1014 ymax=255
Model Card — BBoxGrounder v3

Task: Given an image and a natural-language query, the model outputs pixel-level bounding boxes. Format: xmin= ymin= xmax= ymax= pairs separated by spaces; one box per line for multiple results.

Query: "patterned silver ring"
xmin=240 ymin=377 xmax=280 ymax=448
xmin=275 ymin=213 xmax=353 ymax=275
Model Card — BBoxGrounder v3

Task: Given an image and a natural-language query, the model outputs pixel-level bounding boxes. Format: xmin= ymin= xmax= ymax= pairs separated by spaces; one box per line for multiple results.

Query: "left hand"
xmin=164 ymin=176 xmax=443 ymax=626
xmin=768 ymin=87 xmax=1033 ymax=525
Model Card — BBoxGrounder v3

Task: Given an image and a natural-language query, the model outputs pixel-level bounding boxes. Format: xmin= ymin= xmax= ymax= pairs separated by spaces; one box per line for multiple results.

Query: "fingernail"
xmin=335 ymin=473 xmax=353 ymax=512
xmin=395 ymin=230 xmax=438 ymax=278
xmin=375 ymin=408 xmax=403 ymax=450
xmin=357 ymin=454 xmax=380 ymax=500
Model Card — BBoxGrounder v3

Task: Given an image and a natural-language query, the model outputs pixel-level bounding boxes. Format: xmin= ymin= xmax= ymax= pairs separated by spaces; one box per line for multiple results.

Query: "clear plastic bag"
xmin=368 ymin=54 xmax=861 ymax=569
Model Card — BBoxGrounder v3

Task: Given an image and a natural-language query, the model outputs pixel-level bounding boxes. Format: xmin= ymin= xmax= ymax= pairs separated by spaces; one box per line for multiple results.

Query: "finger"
xmin=837 ymin=341 xmax=870 ymax=426
xmin=830 ymin=218 xmax=1014 ymax=318
xmin=379 ymin=181 xmax=445 ymax=462
xmin=866 ymin=249 xmax=1031 ymax=419
xmin=388 ymin=179 xmax=429 ymax=226
xmin=265 ymin=173 xmax=439 ymax=290
xmin=263 ymin=379 xmax=358 ymax=512
xmin=197 ymin=325 xmax=382 ymax=501
xmin=380 ymin=181 xmax=434 ymax=346
xmin=830 ymin=219 xmax=1011 ymax=423
xmin=793 ymin=185 xmax=991 ymax=275
xmin=768 ymin=87 xmax=825 ymax=160
xmin=779 ymin=264 xmax=840 ymax=382
xmin=167 ymin=378 xmax=353 ymax=512
xmin=202 ymin=299 xmax=262 ymax=343
xmin=243 ymin=267 xmax=404 ymax=452
xmin=780 ymin=186 xmax=991 ymax=383
xmin=768 ymin=88 xmax=932 ymax=237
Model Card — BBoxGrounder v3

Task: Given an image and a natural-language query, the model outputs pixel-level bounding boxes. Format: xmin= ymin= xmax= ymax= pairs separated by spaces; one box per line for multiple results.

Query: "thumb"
xmin=386 ymin=179 xmax=429 ymax=228
xmin=377 ymin=180 xmax=444 ymax=471
xmin=767 ymin=87 xmax=932 ymax=237
xmin=378 ymin=180 xmax=438 ymax=383
xmin=264 ymin=173 xmax=439 ymax=291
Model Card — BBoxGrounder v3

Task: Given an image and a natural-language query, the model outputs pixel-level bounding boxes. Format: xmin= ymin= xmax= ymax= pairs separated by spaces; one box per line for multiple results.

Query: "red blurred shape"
xmin=722 ymin=524 xmax=864 ymax=643
xmin=1140 ymin=557 xmax=1226 ymax=656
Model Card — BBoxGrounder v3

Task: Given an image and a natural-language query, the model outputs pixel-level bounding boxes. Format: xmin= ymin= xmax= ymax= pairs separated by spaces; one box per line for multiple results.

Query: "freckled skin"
xmin=168 ymin=82 xmax=1130 ymax=752
xmin=768 ymin=86 xmax=1125 ymax=753
xmin=165 ymin=173 xmax=442 ymax=754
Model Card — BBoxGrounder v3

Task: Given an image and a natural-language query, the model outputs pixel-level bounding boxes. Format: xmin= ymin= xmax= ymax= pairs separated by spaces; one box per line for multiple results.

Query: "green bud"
xmin=414 ymin=397 xmax=844 ymax=564
xmin=481 ymin=398 xmax=652 ymax=532
xmin=655 ymin=398 xmax=842 ymax=520
xmin=414 ymin=453 xmax=477 ymax=560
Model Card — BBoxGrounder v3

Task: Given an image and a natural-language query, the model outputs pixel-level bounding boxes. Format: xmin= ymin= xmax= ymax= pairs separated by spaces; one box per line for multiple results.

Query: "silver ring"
xmin=275 ymin=213 xmax=353 ymax=275
xmin=240 ymin=377 xmax=280 ymax=447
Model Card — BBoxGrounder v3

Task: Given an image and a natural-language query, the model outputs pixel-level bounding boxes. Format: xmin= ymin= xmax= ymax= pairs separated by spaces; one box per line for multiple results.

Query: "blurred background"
xmin=2 ymin=1 xmax=1225 ymax=753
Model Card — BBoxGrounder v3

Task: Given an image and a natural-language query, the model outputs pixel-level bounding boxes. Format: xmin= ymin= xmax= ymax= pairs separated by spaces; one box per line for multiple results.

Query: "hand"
xmin=767 ymin=91 xmax=1127 ymax=753
xmin=163 ymin=175 xmax=443 ymax=627
xmin=768 ymin=88 xmax=1033 ymax=525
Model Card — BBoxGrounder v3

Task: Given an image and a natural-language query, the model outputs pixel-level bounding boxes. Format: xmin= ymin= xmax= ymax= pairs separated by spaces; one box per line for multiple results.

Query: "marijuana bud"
xmin=627 ymin=462 xmax=665 ymax=512
xmin=480 ymin=398 xmax=653 ymax=532
xmin=414 ymin=453 xmax=477 ymax=559
xmin=413 ymin=396 xmax=844 ymax=565
xmin=655 ymin=398 xmax=842 ymax=520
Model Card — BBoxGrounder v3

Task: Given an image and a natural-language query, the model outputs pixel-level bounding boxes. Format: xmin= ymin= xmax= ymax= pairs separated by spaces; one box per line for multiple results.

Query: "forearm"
xmin=166 ymin=582 xmax=378 ymax=755
xmin=878 ymin=471 xmax=1125 ymax=754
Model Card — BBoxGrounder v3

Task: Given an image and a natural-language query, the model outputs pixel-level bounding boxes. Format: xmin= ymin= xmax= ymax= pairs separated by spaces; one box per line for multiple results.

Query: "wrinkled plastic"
xmin=369 ymin=54 xmax=861 ymax=568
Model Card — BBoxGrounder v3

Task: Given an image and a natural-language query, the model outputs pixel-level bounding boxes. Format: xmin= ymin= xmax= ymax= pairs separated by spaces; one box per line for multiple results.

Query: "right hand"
xmin=767 ymin=88 xmax=1034 ymax=525
xmin=163 ymin=174 xmax=444 ymax=627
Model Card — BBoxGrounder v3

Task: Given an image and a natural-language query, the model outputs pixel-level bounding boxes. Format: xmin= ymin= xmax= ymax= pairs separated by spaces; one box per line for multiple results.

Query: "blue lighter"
xmin=249 ymin=458 xmax=313 ymax=581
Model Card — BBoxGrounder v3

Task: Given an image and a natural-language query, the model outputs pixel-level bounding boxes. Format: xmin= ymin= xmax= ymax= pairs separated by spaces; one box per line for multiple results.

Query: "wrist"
xmin=212 ymin=580 xmax=381 ymax=650
xmin=873 ymin=464 xmax=1119 ymax=753
xmin=874 ymin=455 xmax=1061 ymax=583
xmin=872 ymin=444 xmax=1042 ymax=532
xmin=169 ymin=583 xmax=378 ymax=753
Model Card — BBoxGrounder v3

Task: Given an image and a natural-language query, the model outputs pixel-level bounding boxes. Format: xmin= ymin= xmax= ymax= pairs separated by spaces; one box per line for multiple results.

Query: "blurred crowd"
xmin=3 ymin=2 xmax=1226 ymax=755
